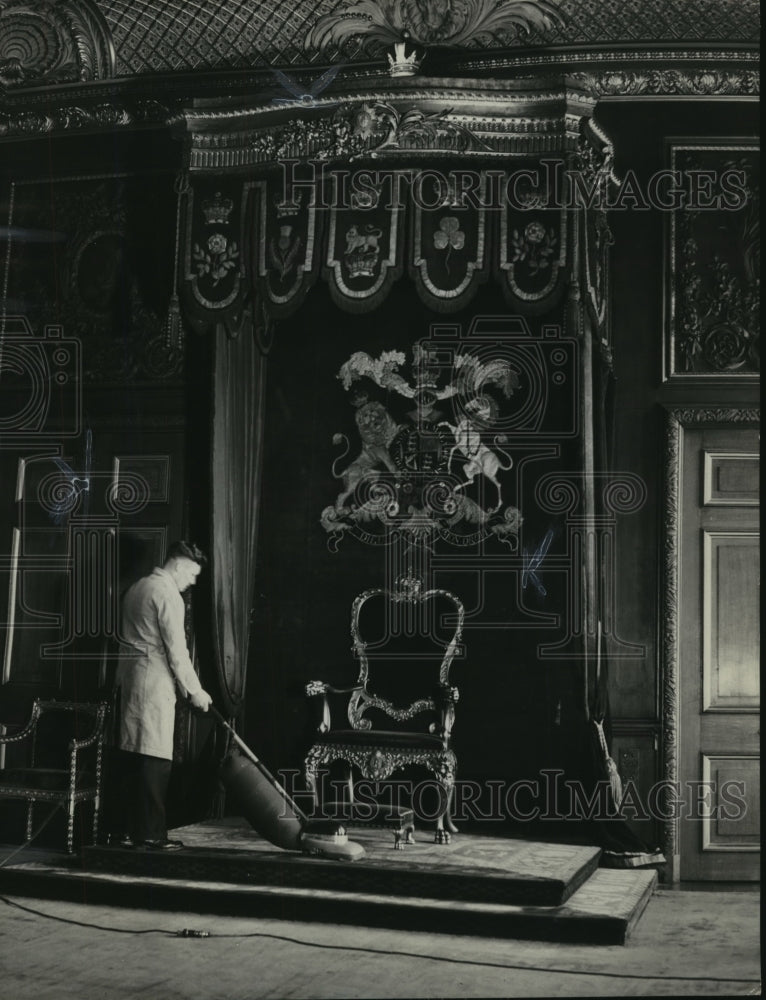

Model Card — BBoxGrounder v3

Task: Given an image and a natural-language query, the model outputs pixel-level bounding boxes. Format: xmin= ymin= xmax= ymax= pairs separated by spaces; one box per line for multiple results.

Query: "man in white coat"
xmin=115 ymin=541 xmax=213 ymax=850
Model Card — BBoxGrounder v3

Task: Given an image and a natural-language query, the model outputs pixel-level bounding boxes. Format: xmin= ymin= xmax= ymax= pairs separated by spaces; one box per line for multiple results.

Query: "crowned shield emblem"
xmin=325 ymin=172 xmax=405 ymax=312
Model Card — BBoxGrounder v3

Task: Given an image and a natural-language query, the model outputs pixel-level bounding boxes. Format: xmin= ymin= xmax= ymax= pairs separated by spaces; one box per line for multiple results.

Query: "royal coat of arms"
xmin=320 ymin=343 xmax=523 ymax=548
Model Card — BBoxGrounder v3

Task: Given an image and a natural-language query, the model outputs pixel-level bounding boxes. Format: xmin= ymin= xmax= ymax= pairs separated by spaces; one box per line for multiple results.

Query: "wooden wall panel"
xmin=702 ymin=754 xmax=760 ymax=851
xmin=704 ymin=453 xmax=759 ymax=505
xmin=702 ymin=531 xmax=760 ymax=710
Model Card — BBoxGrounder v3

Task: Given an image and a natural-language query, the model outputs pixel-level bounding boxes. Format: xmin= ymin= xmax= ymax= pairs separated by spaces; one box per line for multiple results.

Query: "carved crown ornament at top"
xmin=307 ymin=0 xmax=565 ymax=76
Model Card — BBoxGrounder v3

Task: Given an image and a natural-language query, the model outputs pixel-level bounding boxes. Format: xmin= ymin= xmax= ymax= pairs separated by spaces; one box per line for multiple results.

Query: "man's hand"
xmin=190 ymin=689 xmax=213 ymax=712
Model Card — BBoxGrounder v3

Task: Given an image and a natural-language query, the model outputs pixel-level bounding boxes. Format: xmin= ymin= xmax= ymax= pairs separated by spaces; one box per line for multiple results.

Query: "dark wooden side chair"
xmin=305 ymin=576 xmax=464 ymax=844
xmin=0 ymin=699 xmax=107 ymax=853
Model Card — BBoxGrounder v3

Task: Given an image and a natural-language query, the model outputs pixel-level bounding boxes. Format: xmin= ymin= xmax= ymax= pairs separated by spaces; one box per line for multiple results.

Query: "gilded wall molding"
xmin=0 ymin=98 xmax=171 ymax=139
xmin=180 ymin=81 xmax=600 ymax=118
xmin=661 ymin=405 xmax=760 ymax=882
xmin=592 ymin=68 xmax=759 ymax=99
xmin=447 ymin=50 xmax=759 ymax=98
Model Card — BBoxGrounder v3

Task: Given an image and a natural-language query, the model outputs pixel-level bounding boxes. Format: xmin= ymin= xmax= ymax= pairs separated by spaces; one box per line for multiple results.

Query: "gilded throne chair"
xmin=304 ymin=576 xmax=464 ymax=844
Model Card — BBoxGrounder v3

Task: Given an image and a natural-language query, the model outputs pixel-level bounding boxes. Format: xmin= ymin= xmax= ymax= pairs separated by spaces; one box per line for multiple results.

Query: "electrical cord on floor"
xmin=0 ymin=894 xmax=760 ymax=984
xmin=0 ymin=804 xmax=64 ymax=868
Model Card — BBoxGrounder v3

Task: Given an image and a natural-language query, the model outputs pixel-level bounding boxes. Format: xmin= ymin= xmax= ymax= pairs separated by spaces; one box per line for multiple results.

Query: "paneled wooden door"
xmin=679 ymin=425 xmax=760 ymax=880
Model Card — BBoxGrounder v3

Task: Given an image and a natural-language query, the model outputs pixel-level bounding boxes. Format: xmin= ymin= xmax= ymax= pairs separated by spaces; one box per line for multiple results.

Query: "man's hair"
xmin=165 ymin=540 xmax=208 ymax=567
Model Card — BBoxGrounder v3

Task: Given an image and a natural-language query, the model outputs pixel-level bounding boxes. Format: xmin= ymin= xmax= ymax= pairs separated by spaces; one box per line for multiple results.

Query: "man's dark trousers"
xmin=120 ymin=750 xmax=172 ymax=842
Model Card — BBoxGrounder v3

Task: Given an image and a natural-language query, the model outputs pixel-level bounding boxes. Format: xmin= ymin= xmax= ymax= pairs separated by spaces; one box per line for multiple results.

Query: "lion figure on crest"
xmin=332 ymin=401 xmax=399 ymax=510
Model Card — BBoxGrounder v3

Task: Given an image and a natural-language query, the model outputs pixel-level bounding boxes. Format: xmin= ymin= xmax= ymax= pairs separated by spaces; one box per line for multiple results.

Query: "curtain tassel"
xmin=594 ymin=718 xmax=623 ymax=810
xmin=165 ymin=292 xmax=184 ymax=350
xmin=166 ymin=171 xmax=189 ymax=351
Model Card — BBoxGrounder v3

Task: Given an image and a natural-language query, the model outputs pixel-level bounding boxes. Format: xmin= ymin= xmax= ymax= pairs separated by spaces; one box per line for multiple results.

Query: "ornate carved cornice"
xmin=441 ymin=50 xmax=759 ymax=98
xmin=592 ymin=67 xmax=758 ymax=99
xmin=178 ymin=77 xmax=598 ymax=171
xmin=661 ymin=405 xmax=760 ymax=882
xmin=0 ymin=53 xmax=757 ymax=143
xmin=0 ymin=97 xmax=171 ymax=139
xmin=0 ymin=54 xmax=757 ymax=148
xmin=666 ymin=407 xmax=760 ymax=426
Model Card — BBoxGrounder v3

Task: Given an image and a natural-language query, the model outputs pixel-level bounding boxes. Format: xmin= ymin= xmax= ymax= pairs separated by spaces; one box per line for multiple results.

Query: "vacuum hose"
xmin=208 ymin=706 xmax=364 ymax=861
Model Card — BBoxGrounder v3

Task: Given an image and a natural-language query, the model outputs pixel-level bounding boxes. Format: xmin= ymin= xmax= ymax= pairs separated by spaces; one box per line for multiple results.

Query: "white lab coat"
xmin=115 ymin=567 xmax=203 ymax=760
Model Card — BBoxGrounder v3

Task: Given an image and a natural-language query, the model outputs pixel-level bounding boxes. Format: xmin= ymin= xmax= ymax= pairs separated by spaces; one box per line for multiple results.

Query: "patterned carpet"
xmin=82 ymin=817 xmax=602 ymax=906
xmin=2 ymin=818 xmax=658 ymax=943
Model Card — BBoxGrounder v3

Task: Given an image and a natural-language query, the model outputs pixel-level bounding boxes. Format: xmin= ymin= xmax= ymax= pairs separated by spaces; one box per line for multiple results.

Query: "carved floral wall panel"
xmin=666 ymin=142 xmax=759 ymax=381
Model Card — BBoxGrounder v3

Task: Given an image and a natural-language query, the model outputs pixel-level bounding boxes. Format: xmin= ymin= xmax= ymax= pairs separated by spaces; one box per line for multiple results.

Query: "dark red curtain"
xmin=211 ymin=311 xmax=267 ymax=716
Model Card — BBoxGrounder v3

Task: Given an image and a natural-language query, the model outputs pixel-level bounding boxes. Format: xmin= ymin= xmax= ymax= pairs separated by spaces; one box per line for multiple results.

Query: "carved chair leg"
xmin=304 ymin=759 xmax=320 ymax=808
xmin=433 ymin=777 xmax=456 ymax=844
xmin=434 ymin=809 xmax=452 ymax=844
xmin=26 ymin=801 xmax=34 ymax=842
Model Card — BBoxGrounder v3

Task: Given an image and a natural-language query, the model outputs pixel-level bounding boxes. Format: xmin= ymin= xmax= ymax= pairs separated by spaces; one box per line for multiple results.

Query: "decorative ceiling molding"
xmin=93 ymin=0 xmax=759 ymax=75
xmin=0 ymin=1 xmax=759 ymax=137
xmin=306 ymin=0 xmax=565 ymax=54
xmin=0 ymin=0 xmax=115 ymax=88
xmin=442 ymin=48 xmax=760 ymax=97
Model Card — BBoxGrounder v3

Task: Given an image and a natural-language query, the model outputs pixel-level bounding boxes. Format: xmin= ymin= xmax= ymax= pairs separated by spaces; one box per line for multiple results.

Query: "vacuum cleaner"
xmin=210 ymin=706 xmax=365 ymax=862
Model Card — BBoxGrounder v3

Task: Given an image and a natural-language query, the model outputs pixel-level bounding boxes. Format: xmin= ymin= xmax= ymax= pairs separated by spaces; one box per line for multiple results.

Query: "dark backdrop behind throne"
xmin=244 ymin=278 xmax=597 ymax=836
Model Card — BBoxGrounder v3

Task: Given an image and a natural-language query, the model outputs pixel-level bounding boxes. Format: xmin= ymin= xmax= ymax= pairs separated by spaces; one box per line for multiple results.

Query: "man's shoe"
xmin=143 ymin=838 xmax=184 ymax=851
xmin=118 ymin=834 xmax=137 ymax=848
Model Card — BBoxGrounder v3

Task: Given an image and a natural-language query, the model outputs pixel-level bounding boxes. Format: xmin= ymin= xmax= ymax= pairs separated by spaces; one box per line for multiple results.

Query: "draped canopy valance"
xmin=177 ymin=76 xmax=612 ymax=329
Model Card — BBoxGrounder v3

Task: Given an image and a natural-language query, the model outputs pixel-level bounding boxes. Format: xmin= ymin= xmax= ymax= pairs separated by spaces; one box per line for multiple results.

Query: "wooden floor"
xmin=0 ymin=886 xmax=759 ymax=998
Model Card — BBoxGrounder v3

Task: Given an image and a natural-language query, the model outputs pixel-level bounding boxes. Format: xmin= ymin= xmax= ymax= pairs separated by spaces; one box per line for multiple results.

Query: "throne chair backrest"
xmin=347 ymin=576 xmax=464 ymax=735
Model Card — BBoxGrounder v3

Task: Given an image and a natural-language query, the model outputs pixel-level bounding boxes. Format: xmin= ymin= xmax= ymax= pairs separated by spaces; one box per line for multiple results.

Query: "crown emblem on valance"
xmin=202 ymin=191 xmax=234 ymax=226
